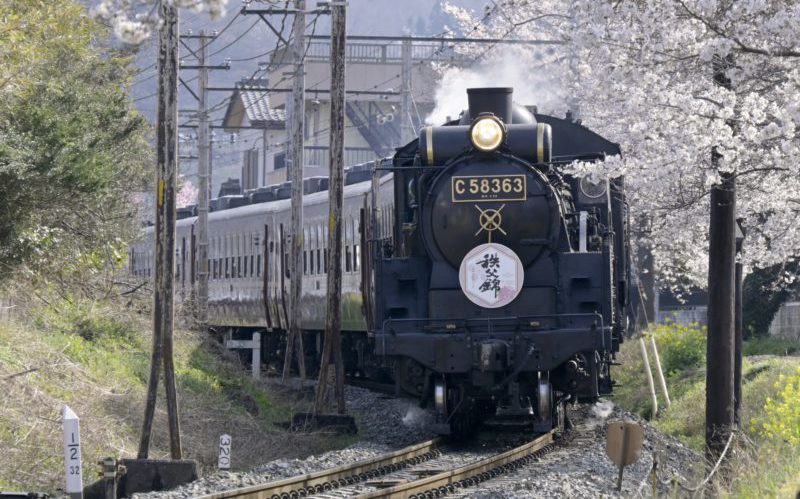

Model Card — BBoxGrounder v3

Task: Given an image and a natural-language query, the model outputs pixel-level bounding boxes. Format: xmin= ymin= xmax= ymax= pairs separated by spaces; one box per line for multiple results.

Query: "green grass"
xmin=0 ymin=296 xmax=349 ymax=493
xmin=611 ymin=326 xmax=800 ymax=496
xmin=730 ymin=440 xmax=800 ymax=498
xmin=743 ymin=336 xmax=800 ymax=356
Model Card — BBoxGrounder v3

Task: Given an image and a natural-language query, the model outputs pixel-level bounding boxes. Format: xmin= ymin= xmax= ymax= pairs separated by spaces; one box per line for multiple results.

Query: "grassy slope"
xmin=611 ymin=335 xmax=800 ymax=497
xmin=0 ymin=300 xmax=353 ymax=493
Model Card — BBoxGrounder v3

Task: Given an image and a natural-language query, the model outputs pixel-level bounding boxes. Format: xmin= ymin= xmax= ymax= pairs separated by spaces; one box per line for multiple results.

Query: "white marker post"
xmin=63 ymin=406 xmax=83 ymax=499
xmin=218 ymin=434 xmax=231 ymax=470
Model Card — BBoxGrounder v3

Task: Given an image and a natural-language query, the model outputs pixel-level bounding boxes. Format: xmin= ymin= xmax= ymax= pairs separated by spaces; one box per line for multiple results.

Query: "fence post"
xmin=63 ymin=406 xmax=83 ymax=499
xmin=252 ymin=333 xmax=261 ymax=380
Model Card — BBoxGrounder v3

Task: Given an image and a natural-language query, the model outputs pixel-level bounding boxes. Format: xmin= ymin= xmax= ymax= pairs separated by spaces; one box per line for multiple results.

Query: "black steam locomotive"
xmin=130 ymin=87 xmax=628 ymax=435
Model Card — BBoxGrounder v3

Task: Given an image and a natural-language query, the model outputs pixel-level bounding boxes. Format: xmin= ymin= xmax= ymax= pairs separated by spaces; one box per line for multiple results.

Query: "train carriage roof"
xmin=169 ymin=170 xmax=393 ymax=230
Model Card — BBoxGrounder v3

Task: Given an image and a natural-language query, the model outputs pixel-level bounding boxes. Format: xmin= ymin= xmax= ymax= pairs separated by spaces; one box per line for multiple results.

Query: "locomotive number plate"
xmin=451 ymin=174 xmax=527 ymax=203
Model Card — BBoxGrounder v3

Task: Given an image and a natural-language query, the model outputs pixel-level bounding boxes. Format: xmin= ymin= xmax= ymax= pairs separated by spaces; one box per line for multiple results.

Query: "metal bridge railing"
xmin=274 ymin=42 xmax=469 ymax=65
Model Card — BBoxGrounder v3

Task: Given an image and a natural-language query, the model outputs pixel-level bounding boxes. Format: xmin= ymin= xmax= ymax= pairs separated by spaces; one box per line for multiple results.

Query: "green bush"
xmin=34 ymin=299 xmax=138 ymax=344
xmin=752 ymin=366 xmax=800 ymax=445
xmin=651 ymin=321 xmax=707 ymax=375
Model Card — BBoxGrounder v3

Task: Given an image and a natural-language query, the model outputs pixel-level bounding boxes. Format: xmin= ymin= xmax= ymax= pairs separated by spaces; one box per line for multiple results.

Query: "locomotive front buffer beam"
xmin=376 ymin=322 xmax=613 ymax=400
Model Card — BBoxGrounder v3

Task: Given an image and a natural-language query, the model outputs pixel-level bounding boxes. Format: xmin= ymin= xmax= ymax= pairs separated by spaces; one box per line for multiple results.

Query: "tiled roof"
xmin=222 ymin=81 xmax=286 ymax=130
xmin=238 ymin=85 xmax=286 ymax=127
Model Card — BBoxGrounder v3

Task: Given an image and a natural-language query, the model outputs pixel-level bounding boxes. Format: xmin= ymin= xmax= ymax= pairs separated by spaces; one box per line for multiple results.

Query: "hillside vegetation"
xmin=612 ymin=322 xmax=800 ymax=497
xmin=0 ymin=293 xmax=351 ymax=494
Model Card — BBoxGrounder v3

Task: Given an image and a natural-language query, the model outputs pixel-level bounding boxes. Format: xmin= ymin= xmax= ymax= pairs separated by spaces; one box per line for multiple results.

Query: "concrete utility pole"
xmin=315 ymin=0 xmax=347 ymax=414
xmin=196 ymin=31 xmax=211 ymax=325
xmin=180 ymin=33 xmax=230 ymax=324
xmin=705 ymin=54 xmax=737 ymax=462
xmin=139 ymin=1 xmax=182 ymax=460
xmin=282 ymin=0 xmax=307 ymax=382
xmin=399 ymin=38 xmax=412 ymax=144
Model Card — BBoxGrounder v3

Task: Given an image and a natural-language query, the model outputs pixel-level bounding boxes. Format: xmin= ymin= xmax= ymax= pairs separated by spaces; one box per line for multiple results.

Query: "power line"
xmin=134 ymin=75 xmax=198 ymax=102
xmin=132 ymin=5 xmax=241 ymax=87
xmin=202 ymin=12 xmax=322 ymax=123
xmin=208 ymin=17 xmax=260 ymax=57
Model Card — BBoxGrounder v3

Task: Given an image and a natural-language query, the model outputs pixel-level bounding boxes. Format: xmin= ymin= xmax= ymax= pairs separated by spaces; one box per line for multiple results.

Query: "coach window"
xmin=237 ymin=234 xmax=242 ymax=278
xmin=309 ymin=227 xmax=315 ymax=275
xmin=345 ymin=241 xmax=352 ymax=273
xmin=222 ymin=236 xmax=231 ymax=279
xmin=315 ymin=225 xmax=321 ymax=275
xmin=303 ymin=226 xmax=308 ymax=276
xmin=211 ymin=237 xmax=219 ymax=279
xmin=209 ymin=238 xmax=214 ymax=280
xmin=233 ymin=234 xmax=237 ymax=278
xmin=257 ymin=232 xmax=262 ymax=278
xmin=239 ymin=233 xmax=244 ymax=278
xmin=250 ymin=233 xmax=255 ymax=278
xmin=354 ymin=217 xmax=360 ymax=272
xmin=217 ymin=242 xmax=222 ymax=280
xmin=243 ymin=235 xmax=249 ymax=278
xmin=231 ymin=234 xmax=236 ymax=279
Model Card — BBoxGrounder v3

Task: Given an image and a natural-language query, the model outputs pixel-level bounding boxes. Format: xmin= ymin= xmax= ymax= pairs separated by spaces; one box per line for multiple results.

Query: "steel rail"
xmin=356 ymin=431 xmax=555 ymax=499
xmin=195 ymin=438 xmax=442 ymax=499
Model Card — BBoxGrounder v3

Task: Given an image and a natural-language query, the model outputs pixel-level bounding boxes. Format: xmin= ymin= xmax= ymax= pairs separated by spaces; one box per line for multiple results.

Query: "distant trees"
xmin=0 ymin=0 xmax=151 ymax=284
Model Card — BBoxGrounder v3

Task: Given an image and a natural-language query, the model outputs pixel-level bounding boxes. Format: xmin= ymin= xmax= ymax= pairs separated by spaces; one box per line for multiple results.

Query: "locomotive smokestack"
xmin=467 ymin=87 xmax=513 ymax=123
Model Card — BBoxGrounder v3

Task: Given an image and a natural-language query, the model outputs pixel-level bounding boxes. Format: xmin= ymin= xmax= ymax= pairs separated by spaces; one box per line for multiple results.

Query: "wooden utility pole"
xmin=282 ymin=0 xmax=307 ymax=382
xmin=315 ymin=0 xmax=346 ymax=414
xmin=705 ymin=54 xmax=737 ymax=463
xmin=139 ymin=0 xmax=182 ymax=460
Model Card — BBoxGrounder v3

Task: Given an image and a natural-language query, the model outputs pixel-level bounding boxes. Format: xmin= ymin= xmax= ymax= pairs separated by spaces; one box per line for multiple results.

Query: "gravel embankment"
xmin=133 ymin=383 xmax=437 ymax=499
xmin=447 ymin=402 xmax=702 ymax=498
xmin=134 ymin=387 xmax=701 ymax=499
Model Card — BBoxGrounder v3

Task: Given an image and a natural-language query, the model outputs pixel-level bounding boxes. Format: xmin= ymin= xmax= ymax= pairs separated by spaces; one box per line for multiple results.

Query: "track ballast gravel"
xmin=133 ymin=384 xmax=701 ymax=499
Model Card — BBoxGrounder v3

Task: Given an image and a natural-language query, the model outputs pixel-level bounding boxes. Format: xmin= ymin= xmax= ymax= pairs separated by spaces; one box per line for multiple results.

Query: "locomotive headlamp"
xmin=470 ymin=115 xmax=506 ymax=152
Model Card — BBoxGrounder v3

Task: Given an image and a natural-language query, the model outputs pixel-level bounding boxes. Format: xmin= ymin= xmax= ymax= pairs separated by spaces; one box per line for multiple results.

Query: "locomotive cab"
xmin=373 ymin=87 xmax=627 ymax=434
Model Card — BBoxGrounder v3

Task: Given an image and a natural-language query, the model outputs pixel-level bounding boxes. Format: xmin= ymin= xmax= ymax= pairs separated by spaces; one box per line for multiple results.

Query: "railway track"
xmin=195 ymin=438 xmax=441 ymax=499
xmin=196 ymin=430 xmax=560 ymax=499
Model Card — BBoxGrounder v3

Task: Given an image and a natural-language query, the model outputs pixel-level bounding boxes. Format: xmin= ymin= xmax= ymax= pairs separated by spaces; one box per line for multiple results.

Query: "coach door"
xmin=190 ymin=225 xmax=196 ymax=287
xmin=279 ymin=223 xmax=289 ymax=330
xmin=263 ymin=223 xmax=273 ymax=330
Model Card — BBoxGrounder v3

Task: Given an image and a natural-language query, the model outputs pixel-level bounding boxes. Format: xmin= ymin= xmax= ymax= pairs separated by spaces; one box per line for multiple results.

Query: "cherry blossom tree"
xmin=176 ymin=176 xmax=199 ymax=207
xmin=441 ymin=0 xmax=800 ymax=288
xmin=92 ymin=0 xmax=229 ymax=45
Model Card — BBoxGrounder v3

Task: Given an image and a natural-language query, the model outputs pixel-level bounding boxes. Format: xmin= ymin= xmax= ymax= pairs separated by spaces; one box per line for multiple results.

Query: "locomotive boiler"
xmin=373 ymin=87 xmax=628 ymax=434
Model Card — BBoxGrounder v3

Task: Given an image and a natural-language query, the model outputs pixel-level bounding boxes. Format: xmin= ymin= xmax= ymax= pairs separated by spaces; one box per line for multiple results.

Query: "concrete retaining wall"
xmin=769 ymin=301 xmax=800 ymax=340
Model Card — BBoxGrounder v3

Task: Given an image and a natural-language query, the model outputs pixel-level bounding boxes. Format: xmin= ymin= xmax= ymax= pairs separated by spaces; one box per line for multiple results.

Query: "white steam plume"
xmin=426 ymin=47 xmax=567 ymax=125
